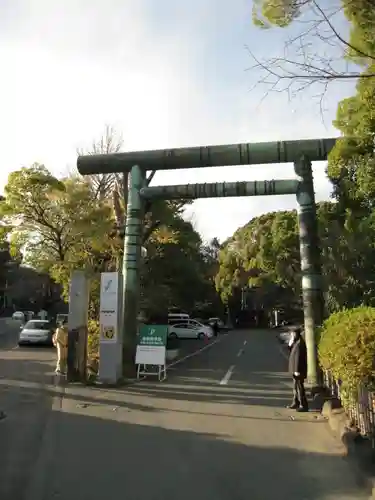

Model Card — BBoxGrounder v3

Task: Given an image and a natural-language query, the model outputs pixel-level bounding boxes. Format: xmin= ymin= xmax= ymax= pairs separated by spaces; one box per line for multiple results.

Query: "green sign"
xmin=138 ymin=325 xmax=168 ymax=347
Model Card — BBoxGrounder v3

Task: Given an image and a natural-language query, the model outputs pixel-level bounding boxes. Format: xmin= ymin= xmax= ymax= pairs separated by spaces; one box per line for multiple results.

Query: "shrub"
xmin=319 ymin=306 xmax=375 ymax=397
xmin=87 ymin=319 xmax=100 ymax=361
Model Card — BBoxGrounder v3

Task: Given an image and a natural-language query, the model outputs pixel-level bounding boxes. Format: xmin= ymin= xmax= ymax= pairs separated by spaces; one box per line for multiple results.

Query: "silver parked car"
xmin=18 ymin=320 xmax=54 ymax=346
xmin=168 ymin=321 xmax=213 ymax=340
xmin=208 ymin=317 xmax=231 ymax=331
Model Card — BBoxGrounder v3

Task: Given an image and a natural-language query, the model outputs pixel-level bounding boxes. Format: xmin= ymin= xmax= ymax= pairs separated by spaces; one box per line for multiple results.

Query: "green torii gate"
xmin=77 ymin=137 xmax=337 ymax=388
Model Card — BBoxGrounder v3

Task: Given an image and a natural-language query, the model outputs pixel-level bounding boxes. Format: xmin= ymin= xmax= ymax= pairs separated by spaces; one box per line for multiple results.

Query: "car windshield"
xmin=189 ymin=320 xmax=202 ymax=327
xmin=24 ymin=321 xmax=50 ymax=330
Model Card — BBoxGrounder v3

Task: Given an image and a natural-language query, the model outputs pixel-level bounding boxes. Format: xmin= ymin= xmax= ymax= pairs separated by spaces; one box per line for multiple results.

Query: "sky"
xmin=0 ymin=0 xmax=356 ymax=242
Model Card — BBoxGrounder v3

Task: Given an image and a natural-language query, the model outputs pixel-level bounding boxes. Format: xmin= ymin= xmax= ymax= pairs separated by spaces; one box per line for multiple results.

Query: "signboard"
xmin=99 ymin=309 xmax=118 ymax=343
xmin=135 ymin=325 xmax=168 ymax=367
xmin=101 ymin=325 xmax=115 ymax=340
xmin=99 ymin=272 xmax=119 ymax=344
xmin=100 ymin=272 xmax=119 ymax=311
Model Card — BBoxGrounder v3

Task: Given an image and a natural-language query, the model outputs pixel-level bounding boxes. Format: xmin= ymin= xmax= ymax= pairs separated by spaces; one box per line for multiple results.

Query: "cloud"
xmin=0 ymin=1 xmax=206 ymax=178
xmin=0 ymin=0 xmax=351 ymax=241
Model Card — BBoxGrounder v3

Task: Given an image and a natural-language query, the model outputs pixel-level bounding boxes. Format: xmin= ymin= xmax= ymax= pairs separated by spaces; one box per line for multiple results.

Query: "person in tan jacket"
xmin=53 ymin=319 xmax=68 ymax=375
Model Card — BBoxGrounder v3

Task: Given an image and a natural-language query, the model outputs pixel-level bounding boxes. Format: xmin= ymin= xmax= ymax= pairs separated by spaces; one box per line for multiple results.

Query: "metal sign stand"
xmin=136 ymin=363 xmax=166 ymax=381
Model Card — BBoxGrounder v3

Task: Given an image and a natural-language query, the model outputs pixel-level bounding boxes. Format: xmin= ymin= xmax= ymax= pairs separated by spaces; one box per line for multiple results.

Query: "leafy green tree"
xmin=250 ymin=2 xmax=375 ymax=212
xmin=0 ymin=164 xmax=112 ymax=266
xmin=216 ymin=210 xmax=300 ymax=301
xmin=328 ymin=65 xmax=375 ymax=212
xmin=249 ymin=1 xmax=375 ymax=318
xmin=318 ymin=202 xmax=375 ymax=311
xmin=216 ymin=203 xmax=375 ymax=317
xmin=78 ymin=126 xmax=193 ymax=271
xmin=0 ymin=165 xmax=113 ymax=313
xmin=142 ymin=218 xmax=220 ymax=318
xmin=1 ymin=163 xmax=219 ymax=324
xmin=252 ymin=0 xmax=304 ymax=28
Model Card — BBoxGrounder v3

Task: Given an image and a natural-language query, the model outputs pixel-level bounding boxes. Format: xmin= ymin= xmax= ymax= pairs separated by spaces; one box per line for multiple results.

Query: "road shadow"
xmin=122 ymin=382 xmax=292 ymax=407
xmin=0 ymin=382 xmax=311 ymax=428
xmin=21 ymin=408 xmax=370 ymax=500
xmin=0 ymin=385 xmax=56 ymax=500
xmin=0 ymin=349 xmax=57 ymax=500
xmin=0 ymin=355 xmax=54 ymax=385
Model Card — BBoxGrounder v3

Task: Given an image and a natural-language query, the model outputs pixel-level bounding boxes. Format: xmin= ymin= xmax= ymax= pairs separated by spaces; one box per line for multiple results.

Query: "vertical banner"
xmin=98 ymin=272 xmax=123 ymax=384
xmin=99 ymin=272 xmax=119 ymax=344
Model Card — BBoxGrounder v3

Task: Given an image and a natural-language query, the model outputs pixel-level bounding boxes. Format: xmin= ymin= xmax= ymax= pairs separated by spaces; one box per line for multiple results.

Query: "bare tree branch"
xmin=76 ymin=124 xmax=124 ymax=200
xmin=248 ymin=0 xmax=375 ymax=103
xmin=312 ymin=0 xmax=375 ymax=63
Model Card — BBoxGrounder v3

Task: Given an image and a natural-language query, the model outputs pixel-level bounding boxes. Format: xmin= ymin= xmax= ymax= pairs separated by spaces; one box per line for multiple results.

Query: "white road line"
xmin=243 ymin=340 xmax=247 ymax=346
xmin=166 ymin=337 xmax=222 ymax=369
xmin=219 ymin=365 xmax=235 ymax=385
xmin=236 ymin=349 xmax=243 ymax=357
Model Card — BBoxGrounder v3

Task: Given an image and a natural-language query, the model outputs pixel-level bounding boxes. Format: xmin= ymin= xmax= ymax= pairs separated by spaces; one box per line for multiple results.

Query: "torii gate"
xmin=77 ymin=137 xmax=337 ymax=389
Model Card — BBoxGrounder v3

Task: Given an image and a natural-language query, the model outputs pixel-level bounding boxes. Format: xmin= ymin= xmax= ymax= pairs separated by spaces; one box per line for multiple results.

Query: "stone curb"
xmin=322 ymin=398 xmax=375 ymax=498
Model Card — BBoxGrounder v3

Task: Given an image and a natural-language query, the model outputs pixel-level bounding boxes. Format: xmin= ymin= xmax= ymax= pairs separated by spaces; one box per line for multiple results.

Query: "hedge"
xmin=87 ymin=319 xmax=100 ymax=360
xmin=318 ymin=306 xmax=375 ymax=397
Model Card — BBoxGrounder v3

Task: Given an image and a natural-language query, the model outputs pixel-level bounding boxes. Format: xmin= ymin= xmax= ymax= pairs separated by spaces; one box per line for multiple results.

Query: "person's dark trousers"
xmin=292 ymin=375 xmax=308 ymax=409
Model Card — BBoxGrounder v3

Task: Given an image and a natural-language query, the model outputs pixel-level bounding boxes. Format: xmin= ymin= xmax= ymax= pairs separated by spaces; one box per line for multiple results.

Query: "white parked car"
xmin=12 ymin=311 xmax=25 ymax=321
xmin=208 ymin=317 xmax=232 ymax=332
xmin=56 ymin=313 xmax=68 ymax=325
xmin=168 ymin=320 xmax=213 ymax=340
xmin=168 ymin=313 xmax=190 ymax=324
xmin=208 ymin=317 xmax=227 ymax=328
xmin=18 ymin=320 xmax=54 ymax=346
xmin=12 ymin=310 xmax=34 ymax=322
xmin=279 ymin=331 xmax=292 ymax=344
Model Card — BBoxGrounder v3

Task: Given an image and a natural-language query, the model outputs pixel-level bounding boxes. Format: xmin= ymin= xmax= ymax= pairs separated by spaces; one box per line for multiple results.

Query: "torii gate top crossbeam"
xmin=77 ymin=137 xmax=337 ymax=175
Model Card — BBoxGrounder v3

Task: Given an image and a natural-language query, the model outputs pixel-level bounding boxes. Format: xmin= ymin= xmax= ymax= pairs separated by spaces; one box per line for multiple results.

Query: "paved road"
xmin=0 ymin=330 xmax=215 ymax=500
xmin=12 ymin=329 xmax=369 ymax=500
xmin=0 ymin=324 xmax=56 ymax=500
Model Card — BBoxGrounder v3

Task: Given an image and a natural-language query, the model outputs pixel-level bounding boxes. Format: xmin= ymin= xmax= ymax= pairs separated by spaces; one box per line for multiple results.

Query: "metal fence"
xmin=323 ymin=370 xmax=375 ymax=439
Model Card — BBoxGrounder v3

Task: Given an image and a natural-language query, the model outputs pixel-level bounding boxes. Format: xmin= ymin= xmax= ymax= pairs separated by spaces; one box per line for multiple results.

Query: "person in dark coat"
xmin=212 ymin=321 xmax=219 ymax=337
xmin=287 ymin=327 xmax=308 ymax=412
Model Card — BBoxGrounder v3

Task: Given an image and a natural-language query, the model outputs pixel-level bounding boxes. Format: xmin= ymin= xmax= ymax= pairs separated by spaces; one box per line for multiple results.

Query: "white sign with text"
xmin=99 ymin=272 xmax=119 ymax=343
